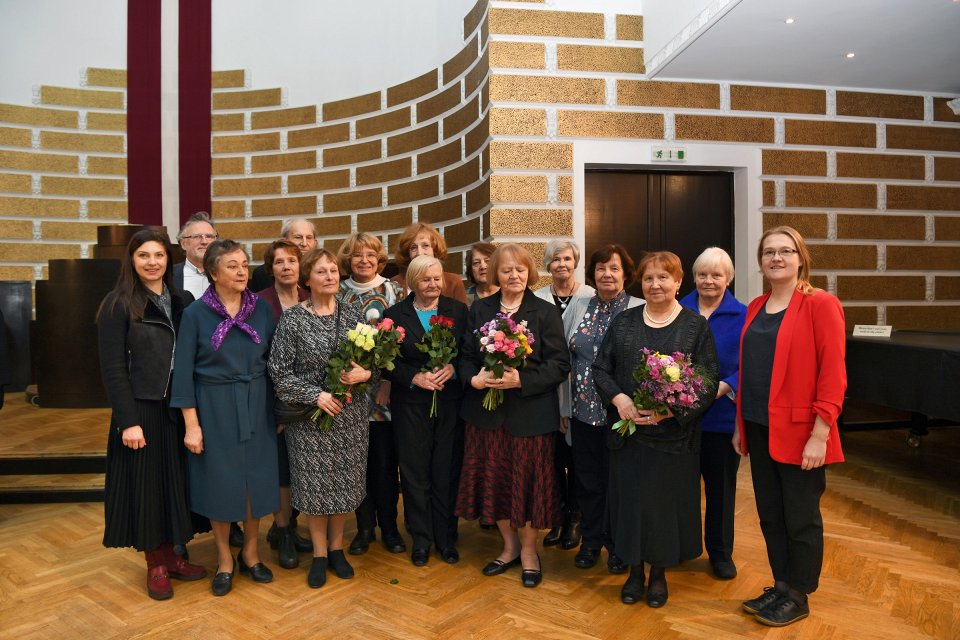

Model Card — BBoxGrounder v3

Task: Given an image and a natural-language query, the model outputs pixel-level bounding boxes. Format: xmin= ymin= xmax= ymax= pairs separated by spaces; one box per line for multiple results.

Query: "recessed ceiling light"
xmin=846 ymin=52 xmax=856 ymax=58
xmin=784 ymin=17 xmax=795 ymax=24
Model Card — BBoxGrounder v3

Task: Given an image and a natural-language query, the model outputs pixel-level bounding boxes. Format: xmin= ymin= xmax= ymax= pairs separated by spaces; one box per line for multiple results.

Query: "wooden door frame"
xmin=572 ymin=141 xmax=764 ymax=302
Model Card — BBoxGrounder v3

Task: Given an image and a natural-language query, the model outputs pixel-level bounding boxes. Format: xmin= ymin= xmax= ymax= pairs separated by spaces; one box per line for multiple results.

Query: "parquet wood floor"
xmin=1 ymin=394 xmax=958 ymax=639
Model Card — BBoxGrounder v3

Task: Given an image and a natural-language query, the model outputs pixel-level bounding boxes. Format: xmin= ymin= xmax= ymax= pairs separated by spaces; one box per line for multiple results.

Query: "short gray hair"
xmin=177 ymin=211 xmax=215 ymax=241
xmin=691 ymin=247 xmax=735 ymax=285
xmin=406 ymin=255 xmax=443 ymax=291
xmin=543 ymin=239 xmax=581 ymax=269
xmin=280 ymin=217 xmax=316 ymax=239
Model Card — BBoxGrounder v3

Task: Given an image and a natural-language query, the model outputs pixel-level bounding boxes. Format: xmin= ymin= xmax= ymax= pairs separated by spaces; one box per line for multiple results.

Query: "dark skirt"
xmin=103 ymin=399 xmax=196 ymax=551
xmin=609 ymin=437 xmax=702 ymax=567
xmin=455 ymin=424 xmax=561 ymax=529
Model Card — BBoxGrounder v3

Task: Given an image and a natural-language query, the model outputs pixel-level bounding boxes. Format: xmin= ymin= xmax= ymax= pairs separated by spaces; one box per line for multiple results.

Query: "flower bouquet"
xmin=415 ymin=314 xmax=459 ymax=417
xmin=313 ymin=318 xmax=406 ymax=431
xmin=475 ymin=312 xmax=535 ymax=411
xmin=611 ymin=349 xmax=709 ymax=437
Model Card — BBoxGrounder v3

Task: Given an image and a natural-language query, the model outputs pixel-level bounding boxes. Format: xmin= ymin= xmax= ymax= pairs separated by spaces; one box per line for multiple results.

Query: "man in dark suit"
xmin=173 ymin=212 xmax=218 ymax=299
xmin=249 ymin=218 xmax=318 ymax=291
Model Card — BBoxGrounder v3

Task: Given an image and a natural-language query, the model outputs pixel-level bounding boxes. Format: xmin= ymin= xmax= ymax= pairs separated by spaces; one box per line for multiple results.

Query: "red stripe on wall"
xmin=178 ymin=0 xmax=212 ymax=225
xmin=126 ymin=0 xmax=163 ymax=225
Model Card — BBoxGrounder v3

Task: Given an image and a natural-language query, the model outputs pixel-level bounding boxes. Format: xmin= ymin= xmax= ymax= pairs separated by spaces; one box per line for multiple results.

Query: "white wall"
xmin=642 ymin=0 xmax=725 ymax=64
xmin=0 ymin=0 xmax=127 ymax=104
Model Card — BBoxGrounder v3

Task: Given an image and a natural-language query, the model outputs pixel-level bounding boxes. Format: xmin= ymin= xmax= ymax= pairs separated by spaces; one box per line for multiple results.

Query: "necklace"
xmin=551 ymin=283 xmax=577 ymax=310
xmin=307 ymin=299 xmax=335 ymax=318
xmin=500 ymin=299 xmax=521 ymax=313
xmin=643 ymin=302 xmax=681 ymax=327
xmin=413 ymin=299 xmax=438 ymax=312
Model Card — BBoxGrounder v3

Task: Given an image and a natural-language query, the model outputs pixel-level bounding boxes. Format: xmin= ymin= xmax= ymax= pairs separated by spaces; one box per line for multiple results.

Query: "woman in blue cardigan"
xmin=679 ymin=247 xmax=747 ymax=580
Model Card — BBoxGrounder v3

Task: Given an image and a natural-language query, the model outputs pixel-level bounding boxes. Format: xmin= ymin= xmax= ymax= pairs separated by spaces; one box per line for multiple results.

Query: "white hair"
xmin=691 ymin=247 xmax=735 ymax=285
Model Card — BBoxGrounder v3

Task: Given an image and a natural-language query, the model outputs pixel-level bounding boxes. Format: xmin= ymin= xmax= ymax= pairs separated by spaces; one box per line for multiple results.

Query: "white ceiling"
xmin=650 ymin=0 xmax=960 ymax=95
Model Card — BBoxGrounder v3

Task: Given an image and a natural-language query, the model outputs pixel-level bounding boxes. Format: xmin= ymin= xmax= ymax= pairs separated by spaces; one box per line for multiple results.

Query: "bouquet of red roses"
xmin=475 ymin=312 xmax=535 ymax=411
xmin=313 ymin=317 xmax=406 ymax=431
xmin=415 ymin=314 xmax=458 ymax=417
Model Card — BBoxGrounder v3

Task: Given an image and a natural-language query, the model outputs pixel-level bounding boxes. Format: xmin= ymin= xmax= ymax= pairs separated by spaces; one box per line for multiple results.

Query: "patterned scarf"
xmin=201 ymin=287 xmax=261 ymax=351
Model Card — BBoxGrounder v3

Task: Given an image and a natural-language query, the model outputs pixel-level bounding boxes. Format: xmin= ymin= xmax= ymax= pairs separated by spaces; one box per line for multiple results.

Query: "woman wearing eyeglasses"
xmin=734 ymin=226 xmax=846 ymax=627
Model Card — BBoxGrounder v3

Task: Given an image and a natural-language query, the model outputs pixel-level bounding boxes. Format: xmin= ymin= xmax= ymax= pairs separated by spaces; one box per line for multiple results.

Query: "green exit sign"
xmin=651 ymin=147 xmax=687 ymax=162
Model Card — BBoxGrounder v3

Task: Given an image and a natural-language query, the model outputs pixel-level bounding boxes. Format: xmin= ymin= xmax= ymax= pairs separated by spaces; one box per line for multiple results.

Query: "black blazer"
xmin=459 ymin=289 xmax=570 ymax=436
xmin=382 ymin=293 xmax=469 ymax=405
xmin=249 ymin=263 xmax=272 ymax=293
xmin=172 ymin=262 xmax=185 ymax=291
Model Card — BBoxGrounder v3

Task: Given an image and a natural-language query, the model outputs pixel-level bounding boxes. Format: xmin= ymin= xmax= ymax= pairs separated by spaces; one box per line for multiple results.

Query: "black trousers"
xmin=355 ymin=420 xmax=400 ymax=534
xmin=392 ymin=399 xmax=463 ymax=550
xmin=570 ymin=418 xmax=612 ymax=551
xmin=700 ymin=431 xmax=740 ymax=563
xmin=744 ymin=420 xmax=826 ymax=594
xmin=554 ymin=430 xmax=578 ymax=514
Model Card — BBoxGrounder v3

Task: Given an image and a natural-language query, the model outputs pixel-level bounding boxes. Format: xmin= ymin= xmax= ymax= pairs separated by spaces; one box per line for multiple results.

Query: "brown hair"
xmin=300 ymin=248 xmax=339 ymax=285
xmin=757 ymin=225 xmax=816 ymax=295
xmin=396 ymin=223 xmax=447 ymax=269
xmin=202 ymin=239 xmax=247 ymax=285
xmin=336 ymin=232 xmax=388 ymax=276
xmin=637 ymin=251 xmax=683 ymax=284
xmin=465 ymin=241 xmax=496 ymax=285
xmin=262 ymin=239 xmax=302 ymax=279
xmin=96 ymin=227 xmax=174 ymax=322
xmin=488 ymin=243 xmax=539 ymax=288
xmin=585 ymin=244 xmax=636 ymax=289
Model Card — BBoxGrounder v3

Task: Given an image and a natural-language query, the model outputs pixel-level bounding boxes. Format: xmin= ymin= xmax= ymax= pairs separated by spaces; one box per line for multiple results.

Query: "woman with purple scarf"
xmin=172 ymin=239 xmax=279 ymax=597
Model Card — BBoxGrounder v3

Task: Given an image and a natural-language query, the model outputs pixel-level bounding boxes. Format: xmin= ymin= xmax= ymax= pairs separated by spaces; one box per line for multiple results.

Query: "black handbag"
xmin=273 ymin=300 xmax=341 ymax=425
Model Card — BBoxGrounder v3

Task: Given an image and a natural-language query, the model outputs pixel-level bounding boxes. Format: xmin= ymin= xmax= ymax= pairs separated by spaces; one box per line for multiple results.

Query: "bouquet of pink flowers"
xmin=475 ymin=312 xmax=535 ymax=411
xmin=415 ymin=314 xmax=459 ymax=417
xmin=313 ymin=317 xmax=406 ymax=431
xmin=611 ymin=349 xmax=709 ymax=437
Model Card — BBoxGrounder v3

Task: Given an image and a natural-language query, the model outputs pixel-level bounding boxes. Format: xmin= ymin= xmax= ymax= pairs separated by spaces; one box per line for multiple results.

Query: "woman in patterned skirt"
xmin=456 ymin=243 xmax=571 ymax=588
xmin=269 ymin=248 xmax=375 ymax=589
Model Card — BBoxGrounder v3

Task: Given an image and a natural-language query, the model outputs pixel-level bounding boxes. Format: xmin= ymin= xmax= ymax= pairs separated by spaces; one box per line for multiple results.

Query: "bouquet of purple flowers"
xmin=611 ymin=349 xmax=709 ymax=437
xmin=475 ymin=312 xmax=535 ymax=411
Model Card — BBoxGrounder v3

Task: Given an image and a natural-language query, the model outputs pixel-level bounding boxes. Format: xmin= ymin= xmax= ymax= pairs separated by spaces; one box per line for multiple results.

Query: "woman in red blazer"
xmin=733 ymin=226 xmax=846 ymax=627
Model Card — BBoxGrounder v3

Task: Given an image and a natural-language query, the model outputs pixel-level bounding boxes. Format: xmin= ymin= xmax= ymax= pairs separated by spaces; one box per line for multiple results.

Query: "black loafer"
xmin=521 ymin=569 xmax=542 ymax=588
xmin=411 ymin=548 xmax=430 ymax=567
xmin=328 ymin=550 xmax=355 ymax=579
xmin=382 ymin=530 xmax=406 ymax=554
xmin=228 ymin=522 xmax=244 ymax=548
xmin=349 ymin=528 xmax=376 ymax=555
xmin=646 ymin=581 xmax=668 ymax=608
xmin=542 ymin=526 xmax=561 ymax=547
xmin=607 ymin=553 xmax=628 ymax=575
xmin=307 ymin=557 xmax=327 ymax=589
xmin=710 ymin=559 xmax=737 ymax=580
xmin=574 ymin=547 xmax=599 ymax=569
xmin=211 ymin=566 xmax=235 ymax=596
xmin=742 ymin=586 xmax=786 ymax=614
xmin=560 ymin=518 xmax=582 ymax=550
xmin=481 ymin=556 xmax=520 ymax=576
xmin=755 ymin=596 xmax=809 ymax=626
xmin=277 ymin=526 xmax=299 ymax=570
xmin=620 ymin=571 xmax=645 ymax=605
xmin=237 ymin=552 xmax=273 ymax=583
xmin=439 ymin=547 xmax=460 ymax=564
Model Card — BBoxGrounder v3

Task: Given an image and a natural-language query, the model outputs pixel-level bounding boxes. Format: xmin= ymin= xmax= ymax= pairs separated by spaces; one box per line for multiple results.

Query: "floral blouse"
xmin=569 ymin=291 xmax=631 ymax=425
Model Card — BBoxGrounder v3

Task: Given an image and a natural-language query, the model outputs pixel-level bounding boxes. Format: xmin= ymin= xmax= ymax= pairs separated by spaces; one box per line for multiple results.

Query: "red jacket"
xmin=737 ymin=289 xmax=846 ymax=465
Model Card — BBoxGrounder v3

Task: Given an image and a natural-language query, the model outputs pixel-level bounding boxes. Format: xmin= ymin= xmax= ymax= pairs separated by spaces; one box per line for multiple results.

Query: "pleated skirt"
xmin=455 ymin=424 xmax=560 ymax=530
xmin=102 ymin=399 xmax=196 ymax=551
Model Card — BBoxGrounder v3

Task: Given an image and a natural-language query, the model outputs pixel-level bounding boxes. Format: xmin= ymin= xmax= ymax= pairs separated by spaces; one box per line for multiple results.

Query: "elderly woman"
xmin=456 ymin=243 xmax=571 ymax=588
xmin=255 ymin=239 xmax=312 ymax=568
xmin=678 ymin=247 xmax=747 ymax=581
xmin=97 ymin=228 xmax=207 ymax=600
xmin=534 ymin=240 xmax=595 ymax=551
xmin=382 ymin=255 xmax=469 ymax=566
xmin=465 ymin=241 xmax=498 ymax=307
xmin=392 ymin=222 xmax=467 ymax=304
xmin=336 ymin=232 xmax=405 ymax=556
xmin=172 ymin=239 xmax=278 ymax=597
xmin=564 ymin=244 xmax=643 ymax=574
xmin=734 ymin=227 xmax=846 ymax=627
xmin=268 ymin=249 xmax=375 ymax=588
xmin=593 ymin=251 xmax=718 ymax=607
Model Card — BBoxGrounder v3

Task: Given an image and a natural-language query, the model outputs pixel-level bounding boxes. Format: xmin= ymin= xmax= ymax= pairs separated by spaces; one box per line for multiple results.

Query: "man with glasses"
xmin=173 ymin=212 xmax=219 ymax=299
xmin=249 ymin=218 xmax=318 ymax=291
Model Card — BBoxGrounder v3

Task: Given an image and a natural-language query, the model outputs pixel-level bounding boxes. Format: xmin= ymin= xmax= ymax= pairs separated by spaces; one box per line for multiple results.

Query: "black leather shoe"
xmin=411 ymin=548 xmax=430 ymax=566
xmin=439 ymin=547 xmax=460 ymax=564
xmin=237 ymin=552 xmax=273 ymax=583
xmin=267 ymin=522 xmax=279 ymax=548
xmin=543 ymin=526 xmax=562 ymax=547
xmin=307 ymin=557 xmax=327 ymax=589
xmin=520 ymin=554 xmax=542 ymax=588
xmin=607 ymin=553 xmax=628 ymax=575
xmin=276 ymin=526 xmax=299 ymax=569
xmin=755 ymin=595 xmax=809 ymax=626
xmin=328 ymin=550 xmax=354 ymax=579
xmin=229 ymin=522 xmax=244 ymax=548
xmin=381 ymin=530 xmax=406 ymax=554
xmin=348 ymin=528 xmax=375 ymax=556
xmin=292 ymin=528 xmax=313 ymax=553
xmin=646 ymin=579 xmax=668 ymax=608
xmin=742 ymin=586 xmax=786 ymax=614
xmin=710 ymin=559 xmax=738 ymax=580
xmin=481 ymin=556 xmax=520 ymax=576
xmin=211 ymin=566 xmax=234 ymax=597
xmin=560 ymin=516 xmax=582 ymax=550
xmin=574 ymin=547 xmax=599 ymax=569
xmin=620 ymin=568 xmax=645 ymax=605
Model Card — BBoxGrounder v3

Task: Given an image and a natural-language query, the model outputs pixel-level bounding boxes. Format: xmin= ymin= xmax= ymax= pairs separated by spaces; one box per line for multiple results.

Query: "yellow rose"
xmin=664 ymin=365 xmax=680 ymax=382
xmin=364 ymin=337 xmax=375 ymax=351
xmin=347 ymin=329 xmax=358 ymax=341
xmin=354 ymin=335 xmax=365 ymax=348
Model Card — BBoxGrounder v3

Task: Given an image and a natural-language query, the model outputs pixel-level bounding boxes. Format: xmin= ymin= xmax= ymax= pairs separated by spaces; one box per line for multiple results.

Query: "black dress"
xmin=593 ymin=306 xmax=719 ymax=567
xmin=98 ymin=290 xmax=196 ymax=551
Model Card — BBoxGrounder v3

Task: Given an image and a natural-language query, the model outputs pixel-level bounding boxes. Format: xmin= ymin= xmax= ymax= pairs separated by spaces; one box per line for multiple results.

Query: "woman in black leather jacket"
xmin=97 ymin=227 xmax=207 ymax=600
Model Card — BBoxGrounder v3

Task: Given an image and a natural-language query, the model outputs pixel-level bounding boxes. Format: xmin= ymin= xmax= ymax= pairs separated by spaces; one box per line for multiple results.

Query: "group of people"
xmin=97 ymin=213 xmax=845 ymax=628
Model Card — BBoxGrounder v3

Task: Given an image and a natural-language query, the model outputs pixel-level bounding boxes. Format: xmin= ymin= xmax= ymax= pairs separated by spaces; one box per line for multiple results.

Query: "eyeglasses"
xmin=182 ymin=234 xmax=218 ymax=242
xmin=761 ymin=247 xmax=798 ymax=259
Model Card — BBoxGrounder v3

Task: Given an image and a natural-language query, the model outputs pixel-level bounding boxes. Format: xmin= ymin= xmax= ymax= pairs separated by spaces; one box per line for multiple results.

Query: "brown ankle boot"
xmin=145 ymin=550 xmax=173 ymax=600
xmin=159 ymin=542 xmax=207 ymax=581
